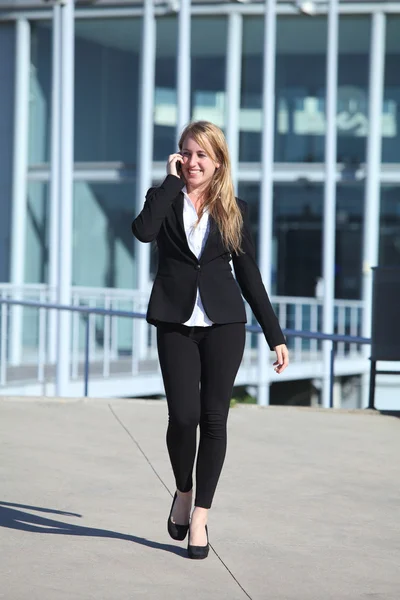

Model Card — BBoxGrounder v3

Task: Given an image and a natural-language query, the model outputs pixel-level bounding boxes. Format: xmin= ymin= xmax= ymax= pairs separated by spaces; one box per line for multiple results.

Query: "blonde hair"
xmin=178 ymin=121 xmax=243 ymax=254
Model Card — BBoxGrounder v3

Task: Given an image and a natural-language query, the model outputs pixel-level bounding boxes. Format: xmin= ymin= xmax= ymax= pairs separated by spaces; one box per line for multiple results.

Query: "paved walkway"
xmin=1 ymin=397 xmax=399 ymax=600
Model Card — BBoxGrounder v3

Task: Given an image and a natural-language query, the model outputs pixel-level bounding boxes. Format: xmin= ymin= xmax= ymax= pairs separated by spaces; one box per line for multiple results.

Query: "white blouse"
xmin=182 ymin=188 xmax=214 ymax=327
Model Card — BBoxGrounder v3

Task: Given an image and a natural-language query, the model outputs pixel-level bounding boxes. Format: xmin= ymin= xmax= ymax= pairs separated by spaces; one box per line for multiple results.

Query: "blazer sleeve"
xmin=232 ymin=201 xmax=286 ymax=350
xmin=131 ymin=175 xmax=185 ymax=242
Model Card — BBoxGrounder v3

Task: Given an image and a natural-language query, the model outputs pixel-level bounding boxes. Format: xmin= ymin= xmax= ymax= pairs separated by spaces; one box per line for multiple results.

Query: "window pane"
xmin=154 ymin=16 xmax=177 ymax=160
xmin=0 ymin=22 xmax=14 ymax=280
xmin=191 ymin=17 xmax=227 ymax=128
xmin=73 ymin=181 xmax=136 ymax=288
xmin=237 ymin=183 xmax=260 ymax=260
xmin=383 ymin=16 xmax=400 ymax=163
xmin=275 ymin=17 xmax=327 ymax=163
xmin=379 ymin=186 xmax=400 ymax=266
xmin=74 ymin=19 xmax=141 ymax=162
xmin=337 ymin=17 xmax=370 ymax=165
xmin=336 ymin=184 xmax=364 ymax=299
xmin=240 ymin=17 xmax=263 ymax=162
xmin=273 ymin=184 xmax=322 ymax=295
xmin=25 ymin=181 xmax=49 ymax=283
xmin=273 ymin=183 xmax=364 ymax=299
xmin=30 ymin=21 xmax=52 ymax=165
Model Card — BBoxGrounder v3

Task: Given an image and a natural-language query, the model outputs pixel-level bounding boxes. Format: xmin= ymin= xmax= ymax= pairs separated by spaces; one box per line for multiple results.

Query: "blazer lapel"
xmin=172 ymin=193 xmax=198 ymax=261
xmin=172 ymin=193 xmax=185 ymax=235
xmin=172 ymin=193 xmax=223 ymax=263
xmin=200 ymin=215 xmax=222 ymax=263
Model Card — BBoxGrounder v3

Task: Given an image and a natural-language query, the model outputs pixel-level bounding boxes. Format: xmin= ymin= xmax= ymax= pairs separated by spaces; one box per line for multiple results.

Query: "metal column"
xmin=56 ymin=0 xmax=75 ymax=397
xmin=9 ymin=19 xmax=30 ymax=366
xmin=258 ymin=0 xmax=277 ymax=407
xmin=176 ymin=0 xmax=191 ymax=138
xmin=321 ymin=0 xmax=339 ymax=409
xmin=361 ymin=11 xmax=386 ymax=407
xmin=135 ymin=0 xmax=156 ymax=358
xmin=48 ymin=4 xmax=62 ymax=364
xmin=225 ymin=12 xmax=242 ymax=192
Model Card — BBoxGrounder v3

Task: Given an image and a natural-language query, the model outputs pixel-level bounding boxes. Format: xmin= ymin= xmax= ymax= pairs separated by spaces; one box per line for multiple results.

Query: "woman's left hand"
xmin=273 ymin=344 xmax=289 ymax=374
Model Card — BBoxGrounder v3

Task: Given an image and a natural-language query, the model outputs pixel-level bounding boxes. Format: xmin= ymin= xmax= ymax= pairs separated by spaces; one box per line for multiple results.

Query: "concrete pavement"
xmin=1 ymin=397 xmax=399 ymax=600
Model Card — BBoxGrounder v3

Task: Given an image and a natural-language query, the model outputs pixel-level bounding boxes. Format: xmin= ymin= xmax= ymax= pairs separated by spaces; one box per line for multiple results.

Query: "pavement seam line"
xmin=108 ymin=403 xmax=253 ymax=600
xmin=108 ymin=403 xmax=171 ymax=495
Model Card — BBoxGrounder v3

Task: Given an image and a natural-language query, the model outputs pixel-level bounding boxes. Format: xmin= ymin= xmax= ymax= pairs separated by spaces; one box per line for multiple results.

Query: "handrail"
xmin=246 ymin=324 xmax=370 ymax=345
xmin=0 ymin=298 xmax=372 ymax=405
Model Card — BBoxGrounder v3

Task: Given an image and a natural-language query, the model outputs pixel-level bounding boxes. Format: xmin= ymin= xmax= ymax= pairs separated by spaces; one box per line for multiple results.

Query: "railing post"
xmin=84 ymin=313 xmax=90 ymax=398
xmin=0 ymin=302 xmax=7 ymax=386
xmin=257 ymin=341 xmax=270 ymax=406
xmin=368 ymin=359 xmax=377 ymax=410
xmin=329 ymin=341 xmax=335 ymax=409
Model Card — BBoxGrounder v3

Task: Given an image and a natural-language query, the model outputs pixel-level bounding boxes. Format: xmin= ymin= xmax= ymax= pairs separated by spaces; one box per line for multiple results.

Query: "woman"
xmin=132 ymin=121 xmax=288 ymax=560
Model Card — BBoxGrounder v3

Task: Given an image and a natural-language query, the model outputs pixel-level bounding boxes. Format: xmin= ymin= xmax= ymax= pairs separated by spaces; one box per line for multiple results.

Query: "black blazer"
xmin=131 ymin=175 xmax=285 ymax=350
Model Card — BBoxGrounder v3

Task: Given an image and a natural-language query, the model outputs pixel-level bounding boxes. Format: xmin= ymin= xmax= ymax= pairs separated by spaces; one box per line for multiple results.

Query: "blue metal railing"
xmin=0 ymin=298 xmax=371 ymax=406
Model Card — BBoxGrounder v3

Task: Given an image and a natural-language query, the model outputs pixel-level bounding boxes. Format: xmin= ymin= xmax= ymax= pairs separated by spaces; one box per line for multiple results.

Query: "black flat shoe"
xmin=167 ymin=492 xmax=189 ymax=541
xmin=187 ymin=525 xmax=209 ymax=560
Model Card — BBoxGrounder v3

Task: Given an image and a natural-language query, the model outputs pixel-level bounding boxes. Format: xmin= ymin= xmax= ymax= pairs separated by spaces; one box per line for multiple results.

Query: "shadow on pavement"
xmin=0 ymin=501 xmax=187 ymax=558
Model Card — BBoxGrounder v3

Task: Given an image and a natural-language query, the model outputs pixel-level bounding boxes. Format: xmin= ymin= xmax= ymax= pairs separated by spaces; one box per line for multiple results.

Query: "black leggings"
xmin=156 ymin=322 xmax=245 ymax=509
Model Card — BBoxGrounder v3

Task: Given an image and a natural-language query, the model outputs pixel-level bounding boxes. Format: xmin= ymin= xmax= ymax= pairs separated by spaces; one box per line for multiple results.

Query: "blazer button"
xmin=195 ymin=264 xmax=201 ymax=270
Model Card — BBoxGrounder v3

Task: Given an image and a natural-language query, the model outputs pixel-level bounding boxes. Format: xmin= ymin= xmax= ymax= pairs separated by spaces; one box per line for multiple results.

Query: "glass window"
xmin=191 ymin=17 xmax=227 ymax=128
xmin=336 ymin=184 xmax=364 ymax=299
xmin=379 ymin=186 xmax=400 ymax=266
xmin=0 ymin=23 xmax=14 ymax=281
xmin=29 ymin=21 xmax=52 ymax=165
xmin=273 ymin=183 xmax=323 ymax=295
xmin=25 ymin=182 xmax=49 ymax=283
xmin=275 ymin=17 xmax=327 ymax=163
xmin=273 ymin=183 xmax=363 ymax=299
xmin=241 ymin=16 xmax=370 ymax=165
xmin=154 ymin=17 xmax=177 ymax=161
xmin=240 ymin=18 xmax=263 ymax=162
xmin=237 ymin=183 xmax=260 ymax=260
xmin=74 ymin=19 xmax=141 ymax=163
xmin=337 ymin=17 xmax=371 ymax=165
xmin=383 ymin=16 xmax=400 ymax=163
xmin=73 ymin=181 xmax=136 ymax=289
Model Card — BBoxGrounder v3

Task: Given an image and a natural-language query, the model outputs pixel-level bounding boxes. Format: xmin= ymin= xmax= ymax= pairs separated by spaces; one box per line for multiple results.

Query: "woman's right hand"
xmin=167 ymin=153 xmax=184 ymax=178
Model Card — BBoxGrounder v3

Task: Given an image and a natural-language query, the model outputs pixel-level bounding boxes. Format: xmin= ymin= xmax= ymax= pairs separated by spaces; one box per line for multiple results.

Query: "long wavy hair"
xmin=178 ymin=121 xmax=243 ymax=254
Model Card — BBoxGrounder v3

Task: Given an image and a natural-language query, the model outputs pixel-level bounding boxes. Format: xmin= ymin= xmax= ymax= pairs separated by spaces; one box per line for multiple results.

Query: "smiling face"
xmin=180 ymin=135 xmax=220 ymax=193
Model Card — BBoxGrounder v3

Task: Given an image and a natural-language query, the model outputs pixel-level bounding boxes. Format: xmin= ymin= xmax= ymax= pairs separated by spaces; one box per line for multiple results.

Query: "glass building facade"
xmin=0 ymin=0 xmax=399 ymax=344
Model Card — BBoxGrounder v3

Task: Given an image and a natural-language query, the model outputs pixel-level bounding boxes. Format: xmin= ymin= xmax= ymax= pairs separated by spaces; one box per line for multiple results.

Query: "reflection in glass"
xmin=273 ymin=184 xmax=363 ymax=299
xmin=240 ymin=17 xmax=263 ymax=162
xmin=0 ymin=23 xmax=14 ymax=280
xmin=274 ymin=184 xmax=322 ymax=296
xmin=337 ymin=17 xmax=370 ymax=165
xmin=336 ymin=184 xmax=364 ymax=299
xmin=154 ymin=17 xmax=178 ymax=160
xmin=73 ymin=181 xmax=136 ymax=289
xmin=383 ymin=16 xmax=400 ymax=163
xmin=379 ymin=186 xmax=400 ymax=266
xmin=74 ymin=19 xmax=141 ymax=162
xmin=191 ymin=18 xmax=227 ymax=128
xmin=275 ymin=17 xmax=327 ymax=163
xmin=237 ymin=183 xmax=260 ymax=260
xmin=241 ymin=16 xmax=371 ymax=165
xmin=29 ymin=22 xmax=52 ymax=164
xmin=25 ymin=182 xmax=49 ymax=283
xmin=24 ymin=182 xmax=49 ymax=350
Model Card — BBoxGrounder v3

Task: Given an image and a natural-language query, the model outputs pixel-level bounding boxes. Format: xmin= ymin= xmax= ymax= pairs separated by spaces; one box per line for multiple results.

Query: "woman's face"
xmin=180 ymin=135 xmax=220 ymax=192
